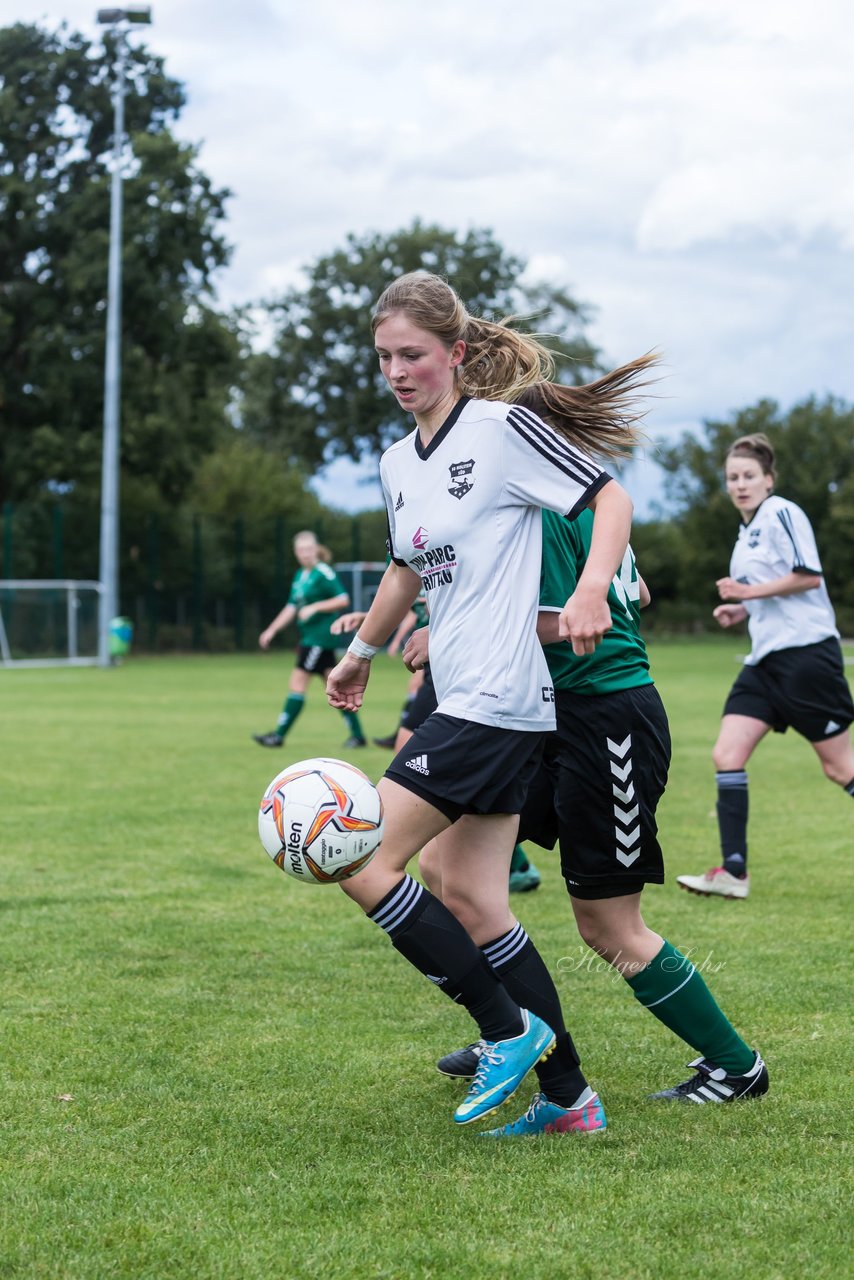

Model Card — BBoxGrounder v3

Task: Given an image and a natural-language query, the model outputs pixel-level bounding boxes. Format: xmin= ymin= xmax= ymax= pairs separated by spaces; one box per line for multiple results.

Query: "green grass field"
xmin=0 ymin=643 xmax=851 ymax=1279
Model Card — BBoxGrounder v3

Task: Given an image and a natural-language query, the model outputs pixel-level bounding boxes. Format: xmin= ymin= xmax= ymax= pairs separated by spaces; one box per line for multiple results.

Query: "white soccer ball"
xmin=258 ymin=757 xmax=384 ymax=885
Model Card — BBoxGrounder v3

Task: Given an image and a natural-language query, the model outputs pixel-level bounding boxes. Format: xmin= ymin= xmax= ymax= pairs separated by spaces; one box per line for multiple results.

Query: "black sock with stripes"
xmin=368 ymin=876 xmax=524 ymax=1041
xmin=482 ymin=923 xmax=588 ymax=1108
xmin=716 ymin=770 xmax=749 ymax=877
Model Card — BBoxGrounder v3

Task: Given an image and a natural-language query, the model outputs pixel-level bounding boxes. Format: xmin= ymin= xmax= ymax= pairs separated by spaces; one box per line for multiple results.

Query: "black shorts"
xmin=296 ymin=645 xmax=338 ymax=675
xmin=385 ymin=713 xmax=546 ymax=823
xmin=518 ymin=684 xmax=671 ymax=900
xmin=401 ymin=665 xmax=439 ymax=732
xmin=724 ymin=637 xmax=854 ymax=742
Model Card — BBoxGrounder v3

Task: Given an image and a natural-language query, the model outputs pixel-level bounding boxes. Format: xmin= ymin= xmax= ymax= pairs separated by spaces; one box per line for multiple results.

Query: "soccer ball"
xmin=258 ymin=757 xmax=384 ymax=885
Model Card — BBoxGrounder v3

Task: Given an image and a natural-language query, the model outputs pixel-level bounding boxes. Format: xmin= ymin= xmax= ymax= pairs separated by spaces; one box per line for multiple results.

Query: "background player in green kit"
xmin=414 ymin=504 xmax=768 ymax=1132
xmin=253 ymin=530 xmax=366 ymax=749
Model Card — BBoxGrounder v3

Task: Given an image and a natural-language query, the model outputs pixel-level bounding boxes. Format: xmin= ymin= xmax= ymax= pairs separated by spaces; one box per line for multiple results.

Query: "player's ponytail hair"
xmin=372 ymin=271 xmax=656 ymax=460
xmin=726 ymin=433 xmax=776 ymax=482
xmin=511 ymin=357 xmax=658 ymax=461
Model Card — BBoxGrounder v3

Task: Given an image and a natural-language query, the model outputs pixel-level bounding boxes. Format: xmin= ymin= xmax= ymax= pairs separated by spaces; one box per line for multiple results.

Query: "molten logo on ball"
xmin=258 ymin=757 xmax=384 ymax=885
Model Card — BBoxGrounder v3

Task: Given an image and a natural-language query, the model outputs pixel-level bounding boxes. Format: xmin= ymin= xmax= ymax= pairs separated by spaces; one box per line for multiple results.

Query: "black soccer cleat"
xmin=649 ymin=1052 xmax=768 ymax=1103
xmin=252 ymin=732 xmax=283 ymax=747
xmin=372 ymin=733 xmax=398 ymax=749
xmin=437 ymin=1042 xmax=483 ymax=1079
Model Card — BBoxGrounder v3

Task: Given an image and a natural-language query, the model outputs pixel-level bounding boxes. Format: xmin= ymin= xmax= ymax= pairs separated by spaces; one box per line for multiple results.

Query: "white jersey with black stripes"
xmin=381 ymin=395 xmax=611 ymax=730
xmin=729 ymin=494 xmax=839 ymax=663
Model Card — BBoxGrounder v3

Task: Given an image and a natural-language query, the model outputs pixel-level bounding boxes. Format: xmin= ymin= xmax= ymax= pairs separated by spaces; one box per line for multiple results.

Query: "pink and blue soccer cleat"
xmin=480 ymin=1089 xmax=607 ymax=1137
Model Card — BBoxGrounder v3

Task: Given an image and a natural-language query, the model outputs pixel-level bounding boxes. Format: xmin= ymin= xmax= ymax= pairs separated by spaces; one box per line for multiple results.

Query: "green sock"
xmin=626 ymin=940 xmax=754 ymax=1075
xmin=509 ymin=844 xmax=529 ymax=874
xmin=275 ymin=693 xmax=304 ymax=737
xmin=341 ymin=710 xmax=364 ymax=741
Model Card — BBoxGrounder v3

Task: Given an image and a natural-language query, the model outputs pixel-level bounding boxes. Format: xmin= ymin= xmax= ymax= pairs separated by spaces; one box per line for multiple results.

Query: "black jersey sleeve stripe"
xmin=507 ymin=409 xmax=601 ymax=486
xmin=775 ymin=508 xmax=821 ymax=573
xmin=507 ymin=404 xmax=601 ymax=481
xmin=566 ymin=472 xmax=612 ymax=520
xmin=508 ymin=405 xmax=602 ymax=484
xmin=511 ymin=423 xmax=602 ymax=488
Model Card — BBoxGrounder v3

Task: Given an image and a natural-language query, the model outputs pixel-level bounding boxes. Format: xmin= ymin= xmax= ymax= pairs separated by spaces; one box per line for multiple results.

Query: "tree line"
xmin=2 ymin=21 xmax=852 ymax=645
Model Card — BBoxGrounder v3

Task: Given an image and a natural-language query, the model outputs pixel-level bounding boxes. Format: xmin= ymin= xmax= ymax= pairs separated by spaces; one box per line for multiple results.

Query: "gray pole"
xmin=97 ymin=32 xmax=127 ymax=666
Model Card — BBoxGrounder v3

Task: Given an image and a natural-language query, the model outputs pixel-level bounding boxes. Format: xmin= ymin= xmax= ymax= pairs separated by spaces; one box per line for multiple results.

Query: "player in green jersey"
xmin=413 ymin=502 xmax=768 ymax=1132
xmin=252 ymin=530 xmax=366 ymax=749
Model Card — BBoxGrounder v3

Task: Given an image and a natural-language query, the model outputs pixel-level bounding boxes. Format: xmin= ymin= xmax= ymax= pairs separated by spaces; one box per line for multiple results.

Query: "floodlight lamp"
xmin=96 ymin=5 xmax=152 ymax=24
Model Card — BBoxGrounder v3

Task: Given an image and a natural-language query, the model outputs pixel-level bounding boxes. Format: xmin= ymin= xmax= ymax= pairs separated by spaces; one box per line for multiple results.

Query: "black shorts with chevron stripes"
xmin=518 ymin=684 xmax=671 ymax=899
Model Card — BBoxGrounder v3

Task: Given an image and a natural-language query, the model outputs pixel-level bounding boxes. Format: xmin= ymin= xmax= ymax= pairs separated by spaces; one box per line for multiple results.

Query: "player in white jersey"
xmin=678 ymin=433 xmax=854 ymax=899
xmin=325 ymin=270 xmax=654 ymax=1133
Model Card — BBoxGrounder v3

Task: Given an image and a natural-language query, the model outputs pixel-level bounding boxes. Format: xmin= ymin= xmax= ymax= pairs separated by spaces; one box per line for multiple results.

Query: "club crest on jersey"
xmin=448 ymin=459 xmax=475 ymax=500
xmin=748 ymin=527 xmax=762 ymax=547
xmin=412 ymin=527 xmax=429 ymax=551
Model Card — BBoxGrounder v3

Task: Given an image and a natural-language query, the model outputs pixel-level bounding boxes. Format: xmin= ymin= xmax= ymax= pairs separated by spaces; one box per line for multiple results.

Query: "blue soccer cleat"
xmin=480 ymin=1089 xmax=607 ymax=1137
xmin=452 ymin=1010 xmax=555 ymax=1126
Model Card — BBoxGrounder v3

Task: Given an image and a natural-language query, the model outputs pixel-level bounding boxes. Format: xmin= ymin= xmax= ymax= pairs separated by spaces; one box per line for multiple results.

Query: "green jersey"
xmin=412 ymin=596 xmax=429 ymax=629
xmin=539 ymin=508 xmax=651 ymax=694
xmin=288 ymin=562 xmax=346 ymax=649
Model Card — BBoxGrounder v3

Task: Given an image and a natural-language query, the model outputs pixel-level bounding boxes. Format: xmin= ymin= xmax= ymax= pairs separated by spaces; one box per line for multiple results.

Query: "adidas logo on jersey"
xmin=395 ymin=491 xmax=404 ymax=511
xmin=405 ymin=753 xmax=430 ymax=775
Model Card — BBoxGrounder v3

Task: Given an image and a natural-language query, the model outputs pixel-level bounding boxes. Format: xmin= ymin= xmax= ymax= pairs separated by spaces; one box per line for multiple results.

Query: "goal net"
xmin=0 ymin=580 xmax=103 ymax=668
xmin=333 ymin=562 xmax=388 ymax=615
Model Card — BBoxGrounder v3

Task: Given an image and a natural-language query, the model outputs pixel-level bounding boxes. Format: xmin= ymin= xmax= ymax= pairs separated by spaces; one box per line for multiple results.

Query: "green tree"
xmin=0 ymin=21 xmax=239 ymax=512
xmin=241 ymin=221 xmax=601 ymax=470
xmin=657 ymin=395 xmax=854 ymax=623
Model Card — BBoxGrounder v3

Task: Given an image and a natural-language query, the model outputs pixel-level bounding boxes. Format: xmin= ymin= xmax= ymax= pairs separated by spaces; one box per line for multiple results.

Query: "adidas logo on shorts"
xmin=405 ymin=753 xmax=430 ymax=775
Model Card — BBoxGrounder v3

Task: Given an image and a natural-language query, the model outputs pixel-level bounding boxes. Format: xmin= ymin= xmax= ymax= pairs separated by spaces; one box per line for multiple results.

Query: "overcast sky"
xmin=8 ymin=0 xmax=854 ymax=515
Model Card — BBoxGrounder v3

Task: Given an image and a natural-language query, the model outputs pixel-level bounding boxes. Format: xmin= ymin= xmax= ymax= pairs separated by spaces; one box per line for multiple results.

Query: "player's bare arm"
xmin=559 ymin=480 xmax=633 ymax=656
xmin=716 ymin=572 xmax=823 ymax=603
xmin=259 ymin=602 xmax=297 ymax=648
xmin=326 ymin=563 xmax=422 ymax=711
xmin=713 ymin=604 xmax=749 ymax=628
xmin=538 ymin=568 xmax=650 ymax=650
xmin=402 ymin=625 xmax=430 ymax=672
xmin=298 ymin=592 xmax=350 ymax=621
xmin=330 ymin=611 xmax=368 ymax=636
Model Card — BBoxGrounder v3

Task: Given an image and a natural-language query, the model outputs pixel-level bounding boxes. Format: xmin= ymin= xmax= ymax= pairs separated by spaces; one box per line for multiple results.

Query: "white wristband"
xmin=348 ymin=635 xmax=380 ymax=660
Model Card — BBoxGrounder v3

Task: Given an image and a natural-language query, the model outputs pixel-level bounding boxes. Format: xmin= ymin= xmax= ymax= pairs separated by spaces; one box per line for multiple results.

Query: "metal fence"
xmin=0 ymin=502 xmax=389 ymax=652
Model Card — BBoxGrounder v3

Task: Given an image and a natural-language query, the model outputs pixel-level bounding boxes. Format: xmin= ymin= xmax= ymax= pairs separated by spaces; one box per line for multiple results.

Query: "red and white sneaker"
xmin=677 ymin=867 xmax=749 ymax=899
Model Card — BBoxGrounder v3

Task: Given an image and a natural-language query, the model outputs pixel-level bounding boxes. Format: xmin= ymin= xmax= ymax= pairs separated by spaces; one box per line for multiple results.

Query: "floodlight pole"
xmin=96 ymin=6 xmax=152 ymax=666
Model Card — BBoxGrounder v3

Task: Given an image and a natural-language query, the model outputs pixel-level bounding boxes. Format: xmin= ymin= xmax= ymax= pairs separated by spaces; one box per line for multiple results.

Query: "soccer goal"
xmin=0 ymin=580 xmax=103 ymax=668
xmin=334 ymin=562 xmax=388 ymax=614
